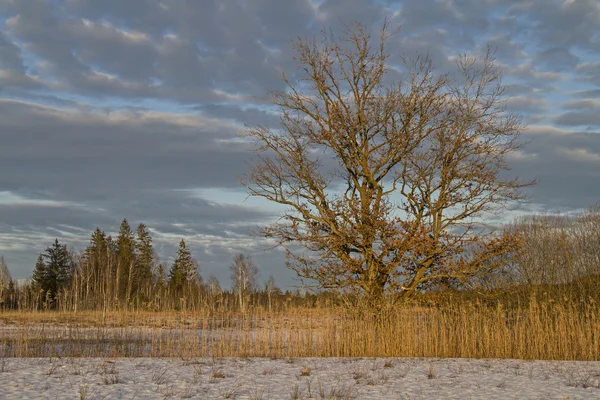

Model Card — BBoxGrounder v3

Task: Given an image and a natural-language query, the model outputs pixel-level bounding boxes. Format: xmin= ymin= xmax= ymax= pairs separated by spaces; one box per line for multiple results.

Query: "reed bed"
xmin=1 ymin=298 xmax=598 ymax=360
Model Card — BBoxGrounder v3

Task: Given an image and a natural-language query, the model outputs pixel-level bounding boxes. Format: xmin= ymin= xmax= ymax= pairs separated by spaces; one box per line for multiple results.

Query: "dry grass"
xmin=0 ymin=297 xmax=598 ymax=360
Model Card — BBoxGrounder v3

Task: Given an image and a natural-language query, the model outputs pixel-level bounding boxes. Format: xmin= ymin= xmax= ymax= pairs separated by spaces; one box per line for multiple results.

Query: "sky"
xmin=0 ymin=0 xmax=599 ymax=289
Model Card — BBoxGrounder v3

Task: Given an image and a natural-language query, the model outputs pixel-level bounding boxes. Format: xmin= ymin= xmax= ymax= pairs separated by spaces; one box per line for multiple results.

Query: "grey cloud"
xmin=576 ymin=62 xmax=600 ymax=85
xmin=0 ymin=204 xmax=111 ymax=235
xmin=554 ymin=110 xmax=600 ymax=128
xmin=154 ymin=35 xmax=213 ymax=90
xmin=533 ymin=47 xmax=580 ymax=72
xmin=0 ymin=31 xmax=25 ymax=72
xmin=66 ymin=0 xmax=178 ymax=38
xmin=318 ymin=0 xmax=383 ymax=28
xmin=564 ymin=99 xmax=600 ymax=110
xmin=252 ymin=0 xmax=316 ymax=42
xmin=3 ymin=1 xmax=297 ymax=104
xmin=1 ymin=0 xmax=600 ymax=287
xmin=508 ymin=64 xmax=565 ymax=89
xmin=485 ymin=34 xmax=527 ymax=64
xmin=0 ymin=100 xmax=249 ymax=202
xmin=505 ymin=84 xmax=536 ymax=97
xmin=512 ymin=127 xmax=600 ymax=209
xmin=5 ymin=1 xmax=90 ymax=78
xmin=67 ymin=19 xmax=158 ymax=82
xmin=506 ymin=96 xmax=548 ymax=114
xmin=507 ymin=0 xmax=600 ymax=52
xmin=0 ymin=89 xmax=84 ymax=108
xmin=194 ymin=104 xmax=281 ymax=128
xmin=0 ymin=70 xmax=45 ymax=91
xmin=573 ymin=89 xmax=600 ymax=98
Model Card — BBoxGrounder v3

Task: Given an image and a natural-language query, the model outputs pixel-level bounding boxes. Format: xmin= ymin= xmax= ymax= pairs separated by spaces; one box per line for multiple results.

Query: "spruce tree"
xmin=169 ymin=239 xmax=198 ymax=291
xmin=32 ymin=254 xmax=47 ymax=291
xmin=134 ymin=223 xmax=153 ymax=296
xmin=34 ymin=239 xmax=72 ymax=307
xmin=116 ymin=219 xmax=135 ymax=302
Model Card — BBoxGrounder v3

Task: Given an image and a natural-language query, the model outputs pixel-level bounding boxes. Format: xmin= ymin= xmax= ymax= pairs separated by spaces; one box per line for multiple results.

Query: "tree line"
xmin=1 ymin=206 xmax=600 ymax=312
xmin=0 ymin=218 xmax=319 ymax=312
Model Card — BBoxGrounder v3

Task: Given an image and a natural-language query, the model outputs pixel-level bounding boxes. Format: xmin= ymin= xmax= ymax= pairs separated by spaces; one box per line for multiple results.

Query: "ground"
xmin=0 ymin=357 xmax=598 ymax=399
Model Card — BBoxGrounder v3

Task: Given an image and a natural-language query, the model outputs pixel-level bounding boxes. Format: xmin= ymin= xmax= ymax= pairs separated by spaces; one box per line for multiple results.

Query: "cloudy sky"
xmin=0 ymin=0 xmax=599 ymax=288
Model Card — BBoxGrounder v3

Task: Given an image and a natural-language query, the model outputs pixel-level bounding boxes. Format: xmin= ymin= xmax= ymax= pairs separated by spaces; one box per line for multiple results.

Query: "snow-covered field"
xmin=0 ymin=357 xmax=598 ymax=399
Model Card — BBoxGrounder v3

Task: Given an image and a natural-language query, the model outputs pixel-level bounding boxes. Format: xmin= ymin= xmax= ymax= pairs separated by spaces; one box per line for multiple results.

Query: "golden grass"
xmin=1 ymin=297 xmax=598 ymax=360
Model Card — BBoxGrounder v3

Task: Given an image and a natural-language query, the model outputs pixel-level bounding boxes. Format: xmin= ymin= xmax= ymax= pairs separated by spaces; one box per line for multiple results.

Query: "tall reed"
xmin=1 ymin=296 xmax=597 ymax=360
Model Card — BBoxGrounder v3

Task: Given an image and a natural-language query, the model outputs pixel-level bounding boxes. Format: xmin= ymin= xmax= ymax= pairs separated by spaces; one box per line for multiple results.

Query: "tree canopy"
xmin=243 ymin=21 xmax=533 ymax=307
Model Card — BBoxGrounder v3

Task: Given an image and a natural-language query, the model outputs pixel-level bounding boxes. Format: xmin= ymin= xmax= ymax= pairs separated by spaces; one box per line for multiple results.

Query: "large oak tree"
xmin=243 ymin=21 xmax=533 ymax=307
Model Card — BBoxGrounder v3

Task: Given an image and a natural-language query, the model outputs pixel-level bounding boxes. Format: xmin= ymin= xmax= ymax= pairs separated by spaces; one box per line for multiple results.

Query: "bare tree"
xmin=206 ymin=274 xmax=222 ymax=312
xmin=265 ymin=274 xmax=277 ymax=311
xmin=230 ymin=253 xmax=258 ymax=312
xmin=0 ymin=256 xmax=11 ymax=307
xmin=506 ymin=206 xmax=600 ymax=293
xmin=243 ymin=21 xmax=533 ymax=307
xmin=0 ymin=256 xmax=10 ymax=286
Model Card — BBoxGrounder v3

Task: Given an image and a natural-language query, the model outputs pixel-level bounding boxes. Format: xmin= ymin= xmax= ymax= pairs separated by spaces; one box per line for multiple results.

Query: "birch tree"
xmin=230 ymin=253 xmax=258 ymax=312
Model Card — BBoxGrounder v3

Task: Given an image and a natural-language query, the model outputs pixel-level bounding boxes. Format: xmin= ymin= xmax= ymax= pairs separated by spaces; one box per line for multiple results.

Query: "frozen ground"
xmin=0 ymin=357 xmax=598 ymax=399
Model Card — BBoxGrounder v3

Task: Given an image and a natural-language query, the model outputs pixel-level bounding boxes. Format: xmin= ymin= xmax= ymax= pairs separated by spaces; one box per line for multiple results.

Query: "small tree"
xmin=0 ymin=256 xmax=10 ymax=286
xmin=0 ymin=256 xmax=11 ymax=307
xmin=169 ymin=239 xmax=199 ymax=302
xmin=206 ymin=274 xmax=222 ymax=312
xmin=32 ymin=254 xmax=47 ymax=292
xmin=116 ymin=219 xmax=135 ymax=304
xmin=31 ymin=239 xmax=72 ymax=308
xmin=264 ymin=274 xmax=278 ymax=311
xmin=243 ymin=21 xmax=532 ymax=308
xmin=230 ymin=253 xmax=258 ymax=312
xmin=156 ymin=263 xmax=167 ymax=291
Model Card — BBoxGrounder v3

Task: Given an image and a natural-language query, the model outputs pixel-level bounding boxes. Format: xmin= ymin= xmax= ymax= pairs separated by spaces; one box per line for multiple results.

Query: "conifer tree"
xmin=31 ymin=239 xmax=72 ymax=308
xmin=116 ymin=219 xmax=135 ymax=304
xmin=169 ymin=239 xmax=198 ymax=293
xmin=46 ymin=239 xmax=72 ymax=292
xmin=32 ymin=254 xmax=46 ymax=291
xmin=134 ymin=223 xmax=153 ymax=298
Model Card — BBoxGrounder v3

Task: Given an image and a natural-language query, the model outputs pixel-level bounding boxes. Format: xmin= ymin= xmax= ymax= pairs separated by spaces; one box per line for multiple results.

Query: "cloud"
xmin=576 ymin=62 xmax=600 ymax=85
xmin=554 ymin=109 xmax=600 ymax=128
xmin=0 ymin=30 xmax=26 ymax=72
xmin=506 ymin=96 xmax=548 ymax=114
xmin=564 ymin=99 xmax=600 ymax=110
xmin=514 ymin=125 xmax=600 ymax=210
xmin=0 ymin=0 xmax=599 ymax=289
xmin=559 ymin=147 xmax=600 ymax=163
xmin=533 ymin=47 xmax=580 ymax=72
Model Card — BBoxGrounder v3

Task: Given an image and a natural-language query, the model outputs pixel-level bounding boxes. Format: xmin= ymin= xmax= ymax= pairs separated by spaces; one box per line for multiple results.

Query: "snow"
xmin=0 ymin=357 xmax=598 ymax=399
